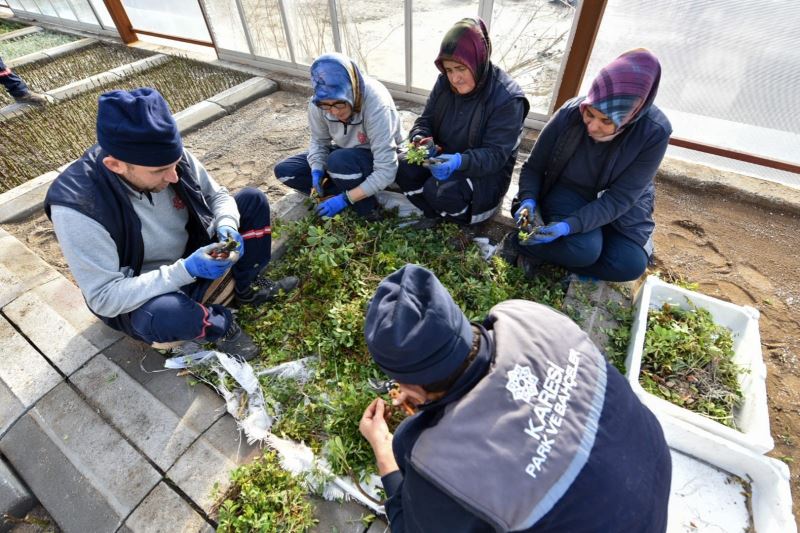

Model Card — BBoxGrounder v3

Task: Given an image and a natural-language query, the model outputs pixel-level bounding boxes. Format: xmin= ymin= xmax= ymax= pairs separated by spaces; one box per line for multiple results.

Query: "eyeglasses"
xmin=318 ymin=101 xmax=349 ymax=111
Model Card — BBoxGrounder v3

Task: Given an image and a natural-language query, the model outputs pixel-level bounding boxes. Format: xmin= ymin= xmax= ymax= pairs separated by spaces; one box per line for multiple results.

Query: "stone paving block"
xmin=208 ymin=77 xmax=278 ymax=113
xmin=310 ymin=497 xmax=371 ymax=533
xmin=71 ymin=355 xmax=201 ymax=471
xmin=103 ymin=337 xmax=225 ymax=436
xmin=0 ymin=457 xmax=35 ymax=532
xmin=175 ymin=101 xmax=227 ymax=134
xmin=166 ymin=415 xmax=261 ymax=513
xmin=0 ymin=232 xmax=60 ymax=308
xmin=124 ymin=482 xmax=213 ymax=533
xmin=4 ymin=277 xmax=122 ymax=376
xmin=0 ymin=316 xmax=61 ymax=427
xmin=0 ymin=383 xmax=160 ymax=533
xmin=0 ymin=381 xmax=25 ymax=438
xmin=0 ymin=171 xmax=57 ymax=224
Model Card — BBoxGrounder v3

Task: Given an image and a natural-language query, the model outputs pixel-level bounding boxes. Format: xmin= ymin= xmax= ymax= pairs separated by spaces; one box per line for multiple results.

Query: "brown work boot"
xmin=14 ymin=91 xmax=50 ymax=106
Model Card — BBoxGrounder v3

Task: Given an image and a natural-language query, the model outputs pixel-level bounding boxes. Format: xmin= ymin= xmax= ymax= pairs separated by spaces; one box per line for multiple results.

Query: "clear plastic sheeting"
xmin=122 ymin=0 xmax=211 ymax=42
xmin=337 ymin=0 xmax=405 ymax=85
xmin=240 ymin=0 xmax=290 ymax=60
xmin=584 ymin=0 xmax=800 ymax=188
xmin=87 ymin=0 xmax=114 ymax=28
xmin=202 ymin=0 xmax=250 ymax=53
xmin=282 ymin=0 xmax=334 ymax=66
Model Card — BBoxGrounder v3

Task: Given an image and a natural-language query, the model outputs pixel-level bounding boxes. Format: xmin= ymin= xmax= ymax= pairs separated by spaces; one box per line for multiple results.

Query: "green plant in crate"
xmin=640 ymin=302 xmax=744 ymax=428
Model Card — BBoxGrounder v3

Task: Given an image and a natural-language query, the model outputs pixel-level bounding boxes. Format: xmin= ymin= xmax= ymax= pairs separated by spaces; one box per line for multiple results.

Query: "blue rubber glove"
xmin=514 ymin=199 xmax=536 ymax=225
xmin=184 ymin=243 xmax=234 ymax=279
xmin=217 ymin=225 xmax=244 ymax=259
xmin=315 ymin=193 xmax=349 ymax=218
xmin=531 ymin=221 xmax=571 ymax=244
xmin=427 ymin=153 xmax=462 ymax=181
xmin=311 ymin=168 xmax=325 ymax=196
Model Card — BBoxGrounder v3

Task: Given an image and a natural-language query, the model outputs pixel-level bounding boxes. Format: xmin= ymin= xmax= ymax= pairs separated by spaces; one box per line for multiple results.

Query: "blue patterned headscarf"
xmin=580 ymin=48 xmax=661 ymax=131
xmin=310 ymin=53 xmax=365 ymax=113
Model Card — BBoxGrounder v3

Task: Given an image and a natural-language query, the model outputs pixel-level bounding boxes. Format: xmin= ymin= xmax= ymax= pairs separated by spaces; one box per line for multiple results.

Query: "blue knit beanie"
xmin=96 ymin=88 xmax=183 ymax=167
xmin=310 ymin=53 xmax=364 ymax=112
xmin=365 ymin=264 xmax=473 ymax=385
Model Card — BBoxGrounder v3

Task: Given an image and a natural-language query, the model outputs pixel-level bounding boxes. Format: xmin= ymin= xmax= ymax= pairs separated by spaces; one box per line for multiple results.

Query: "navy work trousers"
xmin=0 ymin=57 xmax=29 ymax=98
xmin=274 ymin=148 xmax=378 ymax=216
xmin=125 ymin=187 xmax=272 ymax=344
xmin=394 ymin=154 xmax=473 ymax=224
xmin=516 ymin=184 xmax=649 ymax=282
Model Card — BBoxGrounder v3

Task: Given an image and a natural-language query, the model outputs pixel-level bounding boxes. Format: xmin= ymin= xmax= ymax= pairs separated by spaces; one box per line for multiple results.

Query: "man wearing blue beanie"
xmin=44 ymin=88 xmax=297 ymax=359
xmin=360 ymin=264 xmax=672 ymax=532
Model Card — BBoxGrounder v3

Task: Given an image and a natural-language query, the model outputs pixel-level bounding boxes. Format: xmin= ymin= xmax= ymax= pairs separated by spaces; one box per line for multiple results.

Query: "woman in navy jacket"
xmin=511 ymin=49 xmax=672 ymax=281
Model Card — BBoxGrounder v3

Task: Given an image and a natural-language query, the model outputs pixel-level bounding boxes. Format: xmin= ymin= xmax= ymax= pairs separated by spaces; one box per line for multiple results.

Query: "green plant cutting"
xmin=405 ymin=141 xmax=429 ymax=165
xmin=640 ymin=302 xmax=744 ymax=428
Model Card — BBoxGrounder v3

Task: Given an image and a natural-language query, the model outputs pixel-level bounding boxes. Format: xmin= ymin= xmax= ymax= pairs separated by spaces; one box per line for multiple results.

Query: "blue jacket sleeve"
xmin=563 ymin=126 xmax=669 ymax=234
xmin=458 ymin=97 xmax=526 ymax=178
xmin=381 ymin=471 xmax=405 ymax=530
xmin=517 ymin=104 xmax=570 ymax=202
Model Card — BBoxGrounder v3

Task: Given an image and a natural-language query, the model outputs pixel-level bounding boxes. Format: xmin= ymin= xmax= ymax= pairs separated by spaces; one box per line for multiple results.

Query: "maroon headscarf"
xmin=434 ymin=17 xmax=492 ymax=95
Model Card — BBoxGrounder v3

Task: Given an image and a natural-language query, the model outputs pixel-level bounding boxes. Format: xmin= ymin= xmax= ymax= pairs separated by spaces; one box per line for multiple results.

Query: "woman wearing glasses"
xmin=274 ymin=52 xmax=404 ymax=219
xmin=395 ymin=17 xmax=529 ymax=226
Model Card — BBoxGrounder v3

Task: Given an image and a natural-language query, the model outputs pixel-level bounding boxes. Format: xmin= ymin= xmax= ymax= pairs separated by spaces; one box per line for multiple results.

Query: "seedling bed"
xmin=0 ymin=42 xmax=155 ymax=106
xmin=0 ymin=57 xmax=249 ymax=192
xmin=0 ymin=29 xmax=76 ymax=60
xmin=0 ymin=19 xmax=25 ymax=35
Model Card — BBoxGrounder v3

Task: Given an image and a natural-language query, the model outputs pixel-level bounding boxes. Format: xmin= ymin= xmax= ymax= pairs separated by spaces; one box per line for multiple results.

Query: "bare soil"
xmin=3 ymin=90 xmax=798 ymax=523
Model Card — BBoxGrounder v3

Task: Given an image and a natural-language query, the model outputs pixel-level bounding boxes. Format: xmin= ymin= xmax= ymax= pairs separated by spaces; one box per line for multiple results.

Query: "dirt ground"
xmin=3 ymin=90 xmax=798 ymax=524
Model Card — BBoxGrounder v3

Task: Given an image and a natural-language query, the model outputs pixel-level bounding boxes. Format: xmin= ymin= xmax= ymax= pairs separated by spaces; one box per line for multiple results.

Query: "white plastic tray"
xmin=660 ymin=413 xmax=795 ymax=533
xmin=625 ymin=276 xmax=773 ymax=453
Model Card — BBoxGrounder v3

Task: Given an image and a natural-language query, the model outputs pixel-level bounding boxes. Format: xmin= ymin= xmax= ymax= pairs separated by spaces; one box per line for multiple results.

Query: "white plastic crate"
xmin=660 ymin=413 xmax=795 ymax=533
xmin=625 ymin=276 xmax=773 ymax=453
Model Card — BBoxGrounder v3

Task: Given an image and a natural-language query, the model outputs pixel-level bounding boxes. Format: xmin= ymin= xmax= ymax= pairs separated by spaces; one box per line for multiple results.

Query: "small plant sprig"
xmin=640 ymin=302 xmax=744 ymax=428
xmin=405 ymin=141 xmax=429 ymax=165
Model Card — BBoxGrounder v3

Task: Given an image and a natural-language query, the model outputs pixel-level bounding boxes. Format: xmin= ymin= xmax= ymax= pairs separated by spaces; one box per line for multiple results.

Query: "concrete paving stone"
xmin=0 ymin=316 xmax=61 ymax=417
xmin=310 ymin=497 xmax=372 ymax=533
xmin=166 ymin=415 xmax=262 ymax=513
xmin=0 ymin=233 xmax=60 ymax=308
xmin=3 ymin=277 xmax=122 ymax=376
xmin=124 ymin=482 xmax=213 ymax=533
xmin=0 ymin=457 xmax=35 ymax=532
xmin=71 ymin=355 xmax=202 ymax=471
xmin=0 ymin=171 xmax=58 ymax=224
xmin=0 ymin=381 xmax=25 ymax=438
xmin=102 ymin=337 xmax=225 ymax=436
xmin=175 ymin=101 xmax=227 ymax=135
xmin=366 ymin=516 xmax=389 ymax=533
xmin=208 ymin=77 xmax=279 ymax=113
xmin=0 ymin=383 xmax=160 ymax=533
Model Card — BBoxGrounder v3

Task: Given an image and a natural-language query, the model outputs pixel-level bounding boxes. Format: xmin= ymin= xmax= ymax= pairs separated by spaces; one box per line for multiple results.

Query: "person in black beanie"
xmin=44 ymin=87 xmax=297 ymax=360
xmin=359 ymin=264 xmax=672 ymax=532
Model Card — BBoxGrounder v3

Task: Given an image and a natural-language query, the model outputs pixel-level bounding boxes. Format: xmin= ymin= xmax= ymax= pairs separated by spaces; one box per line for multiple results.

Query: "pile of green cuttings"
xmin=640 ymin=302 xmax=744 ymax=428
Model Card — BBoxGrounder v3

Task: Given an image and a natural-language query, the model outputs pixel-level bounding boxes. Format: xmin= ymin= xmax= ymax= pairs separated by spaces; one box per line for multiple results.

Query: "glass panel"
xmin=283 ymin=0 xmax=334 ymax=66
xmin=34 ymin=0 xmax=58 ymax=16
xmin=336 ymin=0 xmax=404 ymax=85
xmin=411 ymin=1 xmax=478 ymax=92
xmin=87 ymin=0 xmax=115 ymax=27
xmin=491 ymin=0 xmax=576 ymax=114
xmin=6 ymin=0 xmax=23 ymax=10
xmin=49 ymin=0 xmax=78 ymax=20
xmin=17 ymin=0 xmax=41 ymax=13
xmin=122 ymin=0 xmax=211 ymax=42
xmin=68 ymin=0 xmax=98 ymax=24
xmin=585 ymin=0 xmax=800 ymax=187
xmin=240 ymin=0 xmax=289 ymax=60
xmin=202 ymin=0 xmax=249 ymax=53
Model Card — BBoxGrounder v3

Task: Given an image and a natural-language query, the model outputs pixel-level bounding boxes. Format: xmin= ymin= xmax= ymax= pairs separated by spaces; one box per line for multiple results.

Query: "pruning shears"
xmin=367 ymin=377 xmax=416 ymax=415
xmin=515 ymin=207 xmax=530 ymax=230
xmin=310 ymin=174 xmax=332 ymax=202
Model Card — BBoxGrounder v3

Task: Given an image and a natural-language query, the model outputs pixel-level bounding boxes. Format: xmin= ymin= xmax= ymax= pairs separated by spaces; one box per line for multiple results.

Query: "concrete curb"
xmin=0 ymin=25 xmax=42 ymax=42
xmin=0 ymin=74 xmax=277 ymax=223
xmin=6 ymin=37 xmax=96 ymax=68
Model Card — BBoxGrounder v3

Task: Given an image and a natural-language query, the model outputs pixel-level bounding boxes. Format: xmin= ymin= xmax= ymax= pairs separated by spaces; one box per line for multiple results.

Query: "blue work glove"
xmin=427 ymin=153 xmax=462 ymax=181
xmin=531 ymin=221 xmax=571 ymax=244
xmin=184 ymin=243 xmax=234 ymax=279
xmin=514 ymin=199 xmax=537 ymax=225
xmin=217 ymin=225 xmax=244 ymax=259
xmin=315 ymin=193 xmax=349 ymax=218
xmin=311 ymin=168 xmax=325 ymax=196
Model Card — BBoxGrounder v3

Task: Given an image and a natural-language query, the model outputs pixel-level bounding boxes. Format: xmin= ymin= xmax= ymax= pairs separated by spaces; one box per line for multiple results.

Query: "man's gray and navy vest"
xmin=410 ymin=300 xmax=608 ymax=531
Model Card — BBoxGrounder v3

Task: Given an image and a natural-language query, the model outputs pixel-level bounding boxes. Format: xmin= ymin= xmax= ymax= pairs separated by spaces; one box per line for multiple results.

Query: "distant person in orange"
xmin=0 ymin=56 xmax=48 ymax=105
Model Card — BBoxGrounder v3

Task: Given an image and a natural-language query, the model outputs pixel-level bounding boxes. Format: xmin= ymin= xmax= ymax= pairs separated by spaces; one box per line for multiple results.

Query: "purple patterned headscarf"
xmin=580 ymin=48 xmax=661 ymax=131
xmin=435 ymin=17 xmax=492 ymax=94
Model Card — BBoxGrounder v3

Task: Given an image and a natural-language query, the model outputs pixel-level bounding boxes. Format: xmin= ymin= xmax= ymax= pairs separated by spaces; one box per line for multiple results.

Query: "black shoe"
xmin=14 ymin=91 xmax=49 ymax=106
xmin=236 ymin=275 xmax=299 ymax=306
xmin=409 ymin=217 xmax=442 ymax=230
xmin=215 ymin=320 xmax=259 ymax=361
xmin=497 ymin=230 xmax=520 ymax=265
xmin=517 ymin=254 xmax=545 ymax=279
